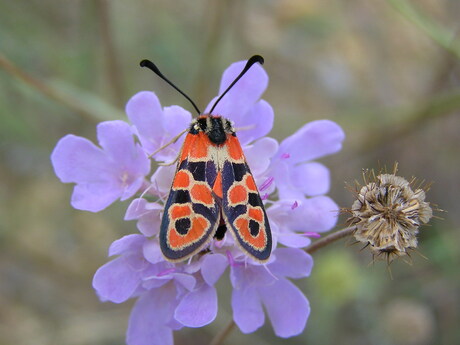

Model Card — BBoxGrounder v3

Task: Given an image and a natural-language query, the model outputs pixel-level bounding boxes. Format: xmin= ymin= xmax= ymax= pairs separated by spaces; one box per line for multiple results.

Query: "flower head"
xmin=346 ymin=166 xmax=433 ymax=261
xmin=51 ymin=58 xmax=345 ymax=345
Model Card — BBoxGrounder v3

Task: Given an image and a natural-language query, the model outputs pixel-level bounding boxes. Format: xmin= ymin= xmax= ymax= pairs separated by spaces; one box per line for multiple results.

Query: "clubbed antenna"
xmin=140 ymin=59 xmax=201 ymax=115
xmin=209 ymin=55 xmax=264 ymax=114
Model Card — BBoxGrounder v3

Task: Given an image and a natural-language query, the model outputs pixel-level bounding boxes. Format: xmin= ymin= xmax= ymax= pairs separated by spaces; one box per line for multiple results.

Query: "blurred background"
xmin=1 ymin=0 xmax=459 ymax=344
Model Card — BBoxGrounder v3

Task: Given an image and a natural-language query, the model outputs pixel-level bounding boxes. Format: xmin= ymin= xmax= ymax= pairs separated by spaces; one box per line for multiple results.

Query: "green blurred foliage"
xmin=1 ymin=0 xmax=459 ymax=344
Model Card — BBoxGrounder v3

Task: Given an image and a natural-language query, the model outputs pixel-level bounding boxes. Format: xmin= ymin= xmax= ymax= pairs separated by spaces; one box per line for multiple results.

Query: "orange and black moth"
xmin=160 ymin=114 xmax=272 ymax=262
xmin=142 ymin=56 xmax=272 ymax=262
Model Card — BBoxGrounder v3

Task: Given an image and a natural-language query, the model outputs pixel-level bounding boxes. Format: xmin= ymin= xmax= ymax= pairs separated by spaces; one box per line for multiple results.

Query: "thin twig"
xmin=0 ymin=53 xmax=116 ymax=122
xmin=305 ymin=226 xmax=356 ymax=254
xmin=209 ymin=320 xmax=236 ymax=345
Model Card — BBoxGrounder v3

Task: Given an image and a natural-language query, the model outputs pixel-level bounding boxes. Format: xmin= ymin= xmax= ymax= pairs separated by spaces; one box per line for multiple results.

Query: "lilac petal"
xmin=127 ymin=286 xmax=176 ymax=345
xmin=109 ymin=234 xmax=146 ymax=256
xmin=125 ymin=199 xmax=163 ymax=236
xmin=269 ymin=248 xmax=313 ymax=279
xmin=277 ymin=120 xmax=345 ymax=163
xmin=292 ymin=162 xmax=330 ymax=196
xmin=51 ymin=134 xmax=108 ymax=183
xmin=244 ymin=137 xmax=278 ymax=178
xmin=97 ymin=120 xmax=138 ymax=164
xmin=125 ymin=198 xmax=153 ymax=220
xmin=162 ymin=105 xmax=191 ymax=156
xmin=204 ymin=61 xmax=268 ymax=121
xmin=259 ymin=278 xmax=310 ymax=338
xmin=174 ymin=284 xmax=218 ymax=327
xmin=92 ymin=255 xmax=143 ymax=303
xmin=230 ymin=264 xmax=276 ymax=289
xmin=125 ymin=91 xmax=164 ymax=154
xmin=201 ymin=254 xmax=228 ymax=286
xmin=232 ymin=284 xmax=265 ymax=334
xmin=70 ymin=183 xmax=123 ymax=212
xmin=150 ymin=165 xmax=176 ymax=198
xmin=292 ymin=196 xmax=339 ymax=233
xmin=171 ymin=273 xmax=196 ymax=292
xmin=236 ymin=100 xmax=274 ymax=145
xmin=277 ymin=232 xmax=312 ymax=248
xmin=142 ymin=240 xmax=163 ymax=264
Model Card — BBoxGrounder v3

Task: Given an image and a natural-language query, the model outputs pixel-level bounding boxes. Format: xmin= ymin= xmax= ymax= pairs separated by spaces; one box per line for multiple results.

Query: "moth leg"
xmin=148 ymin=129 xmax=187 ymax=159
xmin=159 ymin=153 xmax=179 ymax=166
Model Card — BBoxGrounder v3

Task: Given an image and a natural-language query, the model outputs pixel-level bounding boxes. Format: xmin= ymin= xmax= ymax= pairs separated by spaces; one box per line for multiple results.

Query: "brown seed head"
xmin=346 ymin=167 xmax=433 ymax=261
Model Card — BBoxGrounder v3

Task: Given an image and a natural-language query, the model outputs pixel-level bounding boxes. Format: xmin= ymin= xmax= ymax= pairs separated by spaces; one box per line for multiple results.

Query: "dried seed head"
xmin=346 ymin=166 xmax=433 ymax=261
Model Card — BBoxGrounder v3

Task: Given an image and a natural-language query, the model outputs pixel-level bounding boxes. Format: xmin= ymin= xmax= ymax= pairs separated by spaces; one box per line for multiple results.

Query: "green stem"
xmin=209 ymin=320 xmax=236 ymax=345
xmin=388 ymin=0 xmax=460 ymax=59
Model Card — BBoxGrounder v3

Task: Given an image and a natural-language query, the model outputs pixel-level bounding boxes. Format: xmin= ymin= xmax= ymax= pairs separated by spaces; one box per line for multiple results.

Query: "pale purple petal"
xmin=259 ymin=278 xmax=310 ymax=338
xmin=276 ymin=232 xmax=312 ymax=248
xmin=269 ymin=248 xmax=313 ymax=279
xmin=201 ymin=254 xmax=228 ymax=286
xmin=204 ymin=60 xmax=268 ymax=121
xmin=125 ymin=91 xmax=164 ymax=154
xmin=244 ymin=137 xmax=278 ymax=178
xmin=161 ymin=105 xmax=191 ymax=156
xmin=277 ymin=120 xmax=345 ymax=163
xmin=125 ymin=199 xmax=163 ymax=236
xmin=171 ymin=273 xmax=196 ymax=292
xmin=142 ymin=240 xmax=163 ymax=264
xmin=97 ymin=121 xmax=141 ymax=165
xmin=70 ymin=183 xmax=123 ymax=212
xmin=51 ymin=121 xmax=150 ymax=212
xmin=51 ymin=135 xmax=108 ymax=183
xmin=109 ymin=234 xmax=146 ymax=256
xmin=232 ymin=284 xmax=265 ymax=334
xmin=235 ymin=100 xmax=274 ymax=145
xmin=291 ymin=196 xmax=339 ymax=233
xmin=291 ymin=162 xmax=330 ymax=196
xmin=150 ymin=165 xmax=176 ymax=198
xmin=174 ymin=284 xmax=217 ymax=327
xmin=93 ymin=255 xmax=143 ymax=303
xmin=127 ymin=286 xmax=176 ymax=345
xmin=125 ymin=198 xmax=152 ymax=220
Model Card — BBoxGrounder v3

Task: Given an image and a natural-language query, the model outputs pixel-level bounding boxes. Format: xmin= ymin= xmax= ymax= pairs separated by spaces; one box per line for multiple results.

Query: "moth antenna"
xmin=140 ymin=59 xmax=201 ymax=115
xmin=209 ymin=55 xmax=264 ymax=114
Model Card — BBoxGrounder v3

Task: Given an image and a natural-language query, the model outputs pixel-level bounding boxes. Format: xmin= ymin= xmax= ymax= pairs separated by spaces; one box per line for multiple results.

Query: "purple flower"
xmin=51 ymin=121 xmax=150 ymax=212
xmin=52 ymin=58 xmax=346 ymax=345
xmin=230 ymin=248 xmax=313 ymax=337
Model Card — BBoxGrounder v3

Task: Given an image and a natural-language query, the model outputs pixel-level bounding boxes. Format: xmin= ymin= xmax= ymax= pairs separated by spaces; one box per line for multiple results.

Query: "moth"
xmin=141 ymin=56 xmax=272 ymax=262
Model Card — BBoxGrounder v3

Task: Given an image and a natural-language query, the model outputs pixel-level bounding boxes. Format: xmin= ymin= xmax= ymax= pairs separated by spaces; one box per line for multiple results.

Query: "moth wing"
xmin=160 ymin=133 xmax=220 ymax=262
xmin=221 ymin=135 xmax=272 ymax=262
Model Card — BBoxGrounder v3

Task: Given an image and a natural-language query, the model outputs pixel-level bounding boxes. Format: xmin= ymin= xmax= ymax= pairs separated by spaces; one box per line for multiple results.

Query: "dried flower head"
xmin=346 ymin=165 xmax=433 ymax=261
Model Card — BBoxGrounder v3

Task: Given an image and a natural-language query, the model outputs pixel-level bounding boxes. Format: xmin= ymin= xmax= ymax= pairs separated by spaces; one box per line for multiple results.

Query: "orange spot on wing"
xmin=229 ymin=185 xmax=248 ymax=204
xmin=170 ymin=204 xmax=192 ymax=219
xmin=245 ymin=175 xmax=257 ymax=192
xmin=169 ymin=215 xmax=208 ymax=248
xmin=212 ymin=172 xmax=223 ymax=199
xmin=235 ymin=217 xmax=266 ymax=250
xmin=227 ymin=136 xmax=244 ymax=160
xmin=248 ymin=207 xmax=263 ymax=222
xmin=191 ymin=184 xmax=214 ymax=205
xmin=173 ymin=170 xmax=190 ymax=189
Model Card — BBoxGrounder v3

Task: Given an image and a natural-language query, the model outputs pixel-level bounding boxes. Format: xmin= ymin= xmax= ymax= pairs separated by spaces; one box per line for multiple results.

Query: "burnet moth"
xmin=140 ymin=56 xmax=272 ymax=262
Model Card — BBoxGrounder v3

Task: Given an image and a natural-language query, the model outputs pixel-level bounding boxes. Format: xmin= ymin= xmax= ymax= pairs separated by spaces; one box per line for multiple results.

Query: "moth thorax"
xmin=191 ymin=116 xmax=235 ymax=145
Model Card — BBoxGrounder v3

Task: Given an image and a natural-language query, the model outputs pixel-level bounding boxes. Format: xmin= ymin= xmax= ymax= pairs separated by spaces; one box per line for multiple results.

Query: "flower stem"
xmin=305 ymin=226 xmax=355 ymax=254
xmin=209 ymin=320 xmax=236 ymax=345
xmin=0 ymin=53 xmax=118 ymax=122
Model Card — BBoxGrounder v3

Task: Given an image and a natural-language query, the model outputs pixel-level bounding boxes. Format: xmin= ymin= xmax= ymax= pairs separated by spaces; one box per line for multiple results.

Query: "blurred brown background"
xmin=1 ymin=0 xmax=459 ymax=344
